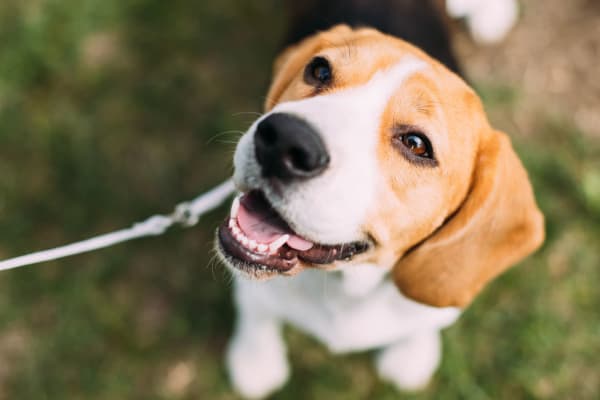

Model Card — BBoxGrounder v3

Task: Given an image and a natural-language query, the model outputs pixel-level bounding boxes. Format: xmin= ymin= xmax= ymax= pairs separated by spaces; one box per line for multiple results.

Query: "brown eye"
xmin=401 ymin=134 xmax=430 ymax=157
xmin=392 ymin=125 xmax=437 ymax=166
xmin=304 ymin=56 xmax=332 ymax=86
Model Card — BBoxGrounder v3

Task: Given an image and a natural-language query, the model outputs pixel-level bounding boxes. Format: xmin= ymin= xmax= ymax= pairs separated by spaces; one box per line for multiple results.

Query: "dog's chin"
xmin=215 ymin=189 xmax=371 ymax=279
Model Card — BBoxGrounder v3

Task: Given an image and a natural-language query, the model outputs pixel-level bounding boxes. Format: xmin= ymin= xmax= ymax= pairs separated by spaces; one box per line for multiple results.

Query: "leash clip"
xmin=172 ymin=202 xmax=200 ymax=227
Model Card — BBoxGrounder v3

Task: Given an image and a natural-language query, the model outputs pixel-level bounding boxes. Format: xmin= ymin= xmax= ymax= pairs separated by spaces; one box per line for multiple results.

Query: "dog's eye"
xmin=304 ymin=57 xmax=332 ymax=86
xmin=393 ymin=126 xmax=437 ymax=165
xmin=401 ymin=134 xmax=431 ymax=158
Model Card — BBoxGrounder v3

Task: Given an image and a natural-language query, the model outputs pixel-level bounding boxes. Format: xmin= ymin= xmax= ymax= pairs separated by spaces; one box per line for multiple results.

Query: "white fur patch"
xmin=233 ymin=270 xmax=460 ymax=354
xmin=233 ymin=57 xmax=426 ymax=245
xmin=340 ymin=262 xmax=391 ymax=297
xmin=375 ymin=330 xmax=442 ymax=390
xmin=226 ymin=292 xmax=289 ymax=399
xmin=227 ymin=268 xmax=460 ymax=398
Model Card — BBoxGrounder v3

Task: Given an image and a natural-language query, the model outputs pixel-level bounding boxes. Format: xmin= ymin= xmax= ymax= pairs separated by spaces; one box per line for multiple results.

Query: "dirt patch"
xmin=454 ymin=0 xmax=600 ymax=137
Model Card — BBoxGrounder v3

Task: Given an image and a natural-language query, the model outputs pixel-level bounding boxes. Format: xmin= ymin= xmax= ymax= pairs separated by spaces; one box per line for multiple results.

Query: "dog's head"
xmin=216 ymin=25 xmax=544 ymax=307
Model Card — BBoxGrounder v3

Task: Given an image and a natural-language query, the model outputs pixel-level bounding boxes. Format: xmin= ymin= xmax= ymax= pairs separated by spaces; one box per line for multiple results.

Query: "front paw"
xmin=226 ymin=334 xmax=290 ymax=399
xmin=375 ymin=332 xmax=441 ymax=392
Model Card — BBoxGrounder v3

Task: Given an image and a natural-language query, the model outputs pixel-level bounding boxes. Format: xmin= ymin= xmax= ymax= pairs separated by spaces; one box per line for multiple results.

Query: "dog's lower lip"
xmin=218 ymin=223 xmax=298 ymax=272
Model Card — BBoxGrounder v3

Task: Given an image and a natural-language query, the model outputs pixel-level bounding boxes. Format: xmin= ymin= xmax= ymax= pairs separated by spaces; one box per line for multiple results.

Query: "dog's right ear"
xmin=265 ymin=25 xmax=353 ymax=110
xmin=392 ymin=130 xmax=545 ymax=308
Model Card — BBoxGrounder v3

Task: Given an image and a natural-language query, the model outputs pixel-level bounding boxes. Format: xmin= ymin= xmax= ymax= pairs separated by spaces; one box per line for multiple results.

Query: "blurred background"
xmin=0 ymin=0 xmax=598 ymax=399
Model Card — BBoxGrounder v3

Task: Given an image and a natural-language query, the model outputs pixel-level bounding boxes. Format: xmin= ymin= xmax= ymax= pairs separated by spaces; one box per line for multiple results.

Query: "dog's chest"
xmin=234 ymin=264 xmax=460 ymax=353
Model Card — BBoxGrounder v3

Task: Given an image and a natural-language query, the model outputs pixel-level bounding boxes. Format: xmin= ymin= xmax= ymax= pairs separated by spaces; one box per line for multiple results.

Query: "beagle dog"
xmin=216 ymin=1 xmax=542 ymax=398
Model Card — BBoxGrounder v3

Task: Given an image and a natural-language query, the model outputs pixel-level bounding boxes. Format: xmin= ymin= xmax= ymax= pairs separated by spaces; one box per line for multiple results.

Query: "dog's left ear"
xmin=393 ymin=130 xmax=545 ymax=308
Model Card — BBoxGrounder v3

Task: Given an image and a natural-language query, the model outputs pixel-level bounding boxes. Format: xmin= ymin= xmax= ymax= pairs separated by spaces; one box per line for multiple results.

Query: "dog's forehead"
xmin=319 ymin=42 xmax=418 ymax=84
xmin=269 ymin=28 xmax=467 ymax=112
xmin=279 ymin=56 xmax=429 ymax=113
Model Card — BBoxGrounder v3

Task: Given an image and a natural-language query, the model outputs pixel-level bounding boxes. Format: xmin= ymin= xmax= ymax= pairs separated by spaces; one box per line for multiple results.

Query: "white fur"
xmin=233 ymin=58 xmax=426 ymax=245
xmin=226 ymin=290 xmax=289 ymax=399
xmin=340 ymin=262 xmax=391 ymax=297
xmin=447 ymin=0 xmax=518 ymax=44
xmin=375 ymin=330 xmax=442 ymax=391
xmin=228 ymin=267 xmax=460 ymax=398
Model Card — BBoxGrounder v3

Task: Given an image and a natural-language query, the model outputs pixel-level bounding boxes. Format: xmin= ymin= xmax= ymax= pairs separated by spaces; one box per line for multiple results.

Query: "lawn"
xmin=0 ymin=1 xmax=598 ymax=399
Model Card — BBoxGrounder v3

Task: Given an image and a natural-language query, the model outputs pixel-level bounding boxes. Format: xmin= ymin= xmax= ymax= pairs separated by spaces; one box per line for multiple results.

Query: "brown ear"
xmin=393 ymin=131 xmax=545 ymax=308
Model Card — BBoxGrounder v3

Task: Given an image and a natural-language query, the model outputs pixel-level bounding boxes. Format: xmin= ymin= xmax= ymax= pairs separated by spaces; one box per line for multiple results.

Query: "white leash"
xmin=0 ymin=179 xmax=235 ymax=272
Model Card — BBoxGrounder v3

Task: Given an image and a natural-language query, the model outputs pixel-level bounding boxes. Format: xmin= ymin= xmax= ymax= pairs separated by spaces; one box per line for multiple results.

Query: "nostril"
xmin=287 ymin=147 xmax=311 ymax=172
xmin=284 ymin=147 xmax=330 ymax=176
xmin=259 ymin=125 xmax=278 ymax=146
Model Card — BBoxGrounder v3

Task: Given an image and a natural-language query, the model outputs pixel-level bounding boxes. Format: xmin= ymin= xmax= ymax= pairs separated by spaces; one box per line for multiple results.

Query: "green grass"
xmin=0 ymin=1 xmax=598 ymax=399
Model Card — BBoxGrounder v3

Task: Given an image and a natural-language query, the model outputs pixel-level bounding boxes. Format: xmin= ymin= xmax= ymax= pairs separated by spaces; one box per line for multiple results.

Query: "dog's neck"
xmin=339 ymin=263 xmax=392 ymax=297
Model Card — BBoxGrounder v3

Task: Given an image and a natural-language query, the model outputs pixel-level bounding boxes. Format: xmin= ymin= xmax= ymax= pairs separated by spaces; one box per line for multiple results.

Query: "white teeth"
xmin=269 ymin=234 xmax=290 ymax=254
xmin=230 ymin=196 xmax=240 ymax=219
xmin=227 ymin=211 xmax=271 ymax=255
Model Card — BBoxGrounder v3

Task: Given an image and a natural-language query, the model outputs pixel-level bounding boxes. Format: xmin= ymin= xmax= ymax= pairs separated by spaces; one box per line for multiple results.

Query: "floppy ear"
xmin=393 ymin=130 xmax=545 ymax=308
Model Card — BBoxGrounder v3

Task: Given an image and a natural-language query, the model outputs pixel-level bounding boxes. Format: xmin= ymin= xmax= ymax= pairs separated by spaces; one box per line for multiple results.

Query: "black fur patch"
xmin=283 ymin=0 xmax=462 ymax=76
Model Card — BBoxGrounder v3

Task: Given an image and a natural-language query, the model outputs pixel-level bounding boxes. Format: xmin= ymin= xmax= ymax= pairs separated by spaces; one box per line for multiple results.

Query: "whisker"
xmin=232 ymin=111 xmax=263 ymax=118
xmin=206 ymin=130 xmax=246 ymax=145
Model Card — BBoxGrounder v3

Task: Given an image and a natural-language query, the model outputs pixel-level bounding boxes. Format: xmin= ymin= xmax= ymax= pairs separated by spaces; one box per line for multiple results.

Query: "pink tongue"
xmin=286 ymin=235 xmax=315 ymax=251
xmin=237 ymin=196 xmax=314 ymax=251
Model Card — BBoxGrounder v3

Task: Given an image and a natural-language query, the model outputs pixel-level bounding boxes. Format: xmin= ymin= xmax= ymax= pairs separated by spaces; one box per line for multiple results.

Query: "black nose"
xmin=254 ymin=113 xmax=330 ymax=181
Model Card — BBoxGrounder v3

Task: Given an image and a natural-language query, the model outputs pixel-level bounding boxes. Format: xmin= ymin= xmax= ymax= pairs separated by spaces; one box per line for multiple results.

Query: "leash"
xmin=0 ymin=179 xmax=235 ymax=272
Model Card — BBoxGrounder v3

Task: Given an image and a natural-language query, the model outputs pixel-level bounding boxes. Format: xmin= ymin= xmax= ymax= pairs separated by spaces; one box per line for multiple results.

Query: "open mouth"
xmin=217 ymin=190 xmax=370 ymax=275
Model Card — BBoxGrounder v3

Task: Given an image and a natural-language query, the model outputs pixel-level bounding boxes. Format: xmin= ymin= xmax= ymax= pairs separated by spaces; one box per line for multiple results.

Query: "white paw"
xmin=375 ymin=332 xmax=441 ymax=391
xmin=226 ymin=331 xmax=290 ymax=399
